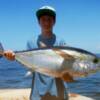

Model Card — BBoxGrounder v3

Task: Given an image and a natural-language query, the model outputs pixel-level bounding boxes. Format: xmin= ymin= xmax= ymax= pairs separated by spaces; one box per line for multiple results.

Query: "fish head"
xmin=73 ymin=48 xmax=99 ymax=65
xmin=93 ymin=57 xmax=99 ymax=64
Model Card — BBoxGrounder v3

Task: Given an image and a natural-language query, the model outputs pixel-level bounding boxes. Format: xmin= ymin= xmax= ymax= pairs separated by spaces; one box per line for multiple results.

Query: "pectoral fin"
xmin=52 ymin=48 xmax=75 ymax=60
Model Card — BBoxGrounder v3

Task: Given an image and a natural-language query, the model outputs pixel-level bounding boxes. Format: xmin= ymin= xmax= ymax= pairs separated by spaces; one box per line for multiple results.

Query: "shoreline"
xmin=0 ymin=88 xmax=94 ymax=100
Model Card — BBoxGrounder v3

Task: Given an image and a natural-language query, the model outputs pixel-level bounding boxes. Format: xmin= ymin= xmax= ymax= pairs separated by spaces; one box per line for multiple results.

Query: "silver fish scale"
xmin=16 ymin=49 xmax=64 ymax=71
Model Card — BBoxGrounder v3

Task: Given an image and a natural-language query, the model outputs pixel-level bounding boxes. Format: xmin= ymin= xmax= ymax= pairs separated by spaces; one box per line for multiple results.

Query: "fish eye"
xmin=93 ymin=58 xmax=99 ymax=63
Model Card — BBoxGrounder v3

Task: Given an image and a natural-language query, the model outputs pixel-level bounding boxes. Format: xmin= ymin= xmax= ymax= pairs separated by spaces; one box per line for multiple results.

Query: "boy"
xmin=4 ymin=6 xmax=71 ymax=100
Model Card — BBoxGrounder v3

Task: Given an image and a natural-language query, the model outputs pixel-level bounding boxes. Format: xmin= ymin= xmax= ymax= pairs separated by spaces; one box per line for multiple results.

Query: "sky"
xmin=0 ymin=0 xmax=100 ymax=53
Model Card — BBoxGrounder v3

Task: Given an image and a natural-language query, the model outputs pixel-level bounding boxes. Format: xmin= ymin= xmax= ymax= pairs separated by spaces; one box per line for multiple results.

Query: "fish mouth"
xmin=93 ymin=58 xmax=99 ymax=64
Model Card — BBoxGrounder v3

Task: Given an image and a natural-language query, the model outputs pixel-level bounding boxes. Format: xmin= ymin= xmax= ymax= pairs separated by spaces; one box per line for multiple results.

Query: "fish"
xmin=15 ymin=46 xmax=99 ymax=78
xmin=0 ymin=43 xmax=100 ymax=82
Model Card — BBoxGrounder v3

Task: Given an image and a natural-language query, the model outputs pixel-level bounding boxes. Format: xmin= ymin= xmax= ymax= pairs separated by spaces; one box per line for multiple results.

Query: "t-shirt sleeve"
xmin=26 ymin=40 xmax=36 ymax=50
xmin=37 ymin=36 xmax=40 ymax=47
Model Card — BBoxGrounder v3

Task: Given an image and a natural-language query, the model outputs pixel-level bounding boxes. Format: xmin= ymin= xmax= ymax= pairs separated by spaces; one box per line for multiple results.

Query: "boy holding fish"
xmin=4 ymin=6 xmax=74 ymax=100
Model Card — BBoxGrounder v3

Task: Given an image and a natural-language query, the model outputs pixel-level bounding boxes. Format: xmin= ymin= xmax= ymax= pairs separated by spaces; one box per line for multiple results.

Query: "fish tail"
xmin=0 ymin=42 xmax=4 ymax=58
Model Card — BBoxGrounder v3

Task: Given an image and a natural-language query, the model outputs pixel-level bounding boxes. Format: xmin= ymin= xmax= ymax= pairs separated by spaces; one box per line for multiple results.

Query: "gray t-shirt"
xmin=30 ymin=34 xmax=68 ymax=100
xmin=37 ymin=34 xmax=56 ymax=47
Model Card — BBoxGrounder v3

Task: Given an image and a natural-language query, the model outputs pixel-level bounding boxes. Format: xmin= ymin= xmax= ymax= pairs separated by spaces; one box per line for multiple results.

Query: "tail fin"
xmin=0 ymin=43 xmax=4 ymax=57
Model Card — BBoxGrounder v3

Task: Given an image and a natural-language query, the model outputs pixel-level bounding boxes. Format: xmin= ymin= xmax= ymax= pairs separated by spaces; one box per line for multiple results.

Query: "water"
xmin=0 ymin=57 xmax=32 ymax=88
xmin=0 ymin=57 xmax=100 ymax=100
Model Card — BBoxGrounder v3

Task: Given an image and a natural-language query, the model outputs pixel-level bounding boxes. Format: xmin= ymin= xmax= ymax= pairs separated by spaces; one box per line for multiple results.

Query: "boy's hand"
xmin=4 ymin=50 xmax=15 ymax=60
xmin=61 ymin=71 xmax=75 ymax=82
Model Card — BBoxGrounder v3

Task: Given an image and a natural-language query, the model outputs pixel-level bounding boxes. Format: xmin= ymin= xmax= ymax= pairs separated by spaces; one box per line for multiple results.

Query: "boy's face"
xmin=39 ymin=15 xmax=55 ymax=32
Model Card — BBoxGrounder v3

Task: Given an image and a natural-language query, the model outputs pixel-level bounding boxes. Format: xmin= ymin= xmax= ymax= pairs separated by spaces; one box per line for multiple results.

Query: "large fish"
xmin=0 ymin=43 xmax=100 ymax=82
